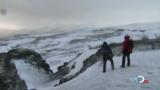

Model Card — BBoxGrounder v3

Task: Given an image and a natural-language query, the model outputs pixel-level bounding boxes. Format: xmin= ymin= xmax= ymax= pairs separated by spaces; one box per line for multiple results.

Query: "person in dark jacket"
xmin=121 ymin=35 xmax=134 ymax=68
xmin=101 ymin=41 xmax=115 ymax=72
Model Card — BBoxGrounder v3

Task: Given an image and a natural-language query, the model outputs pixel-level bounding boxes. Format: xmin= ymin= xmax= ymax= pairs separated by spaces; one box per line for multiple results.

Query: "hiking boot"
xmin=112 ymin=68 xmax=115 ymax=70
xmin=120 ymin=66 xmax=125 ymax=68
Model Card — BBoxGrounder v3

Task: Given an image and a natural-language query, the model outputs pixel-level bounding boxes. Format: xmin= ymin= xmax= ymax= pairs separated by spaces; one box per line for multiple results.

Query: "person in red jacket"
xmin=121 ymin=35 xmax=134 ymax=68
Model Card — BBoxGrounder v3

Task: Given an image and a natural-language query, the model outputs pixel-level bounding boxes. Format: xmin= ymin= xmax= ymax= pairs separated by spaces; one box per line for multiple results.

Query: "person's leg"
xmin=103 ymin=59 xmax=107 ymax=72
xmin=127 ymin=53 xmax=130 ymax=66
xmin=103 ymin=55 xmax=107 ymax=72
xmin=121 ymin=53 xmax=126 ymax=67
xmin=110 ymin=59 xmax=115 ymax=70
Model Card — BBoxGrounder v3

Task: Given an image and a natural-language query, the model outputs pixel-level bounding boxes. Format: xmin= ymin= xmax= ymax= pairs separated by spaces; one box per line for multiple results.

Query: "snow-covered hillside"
xmin=54 ymin=50 xmax=160 ymax=90
xmin=0 ymin=22 xmax=160 ymax=90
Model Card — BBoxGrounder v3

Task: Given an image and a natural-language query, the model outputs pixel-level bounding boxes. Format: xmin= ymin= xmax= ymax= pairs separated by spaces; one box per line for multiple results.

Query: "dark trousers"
xmin=103 ymin=55 xmax=114 ymax=72
xmin=121 ymin=52 xmax=130 ymax=67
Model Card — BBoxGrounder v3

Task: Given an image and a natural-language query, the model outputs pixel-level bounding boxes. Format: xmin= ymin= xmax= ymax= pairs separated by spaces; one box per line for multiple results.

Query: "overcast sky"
xmin=0 ymin=0 xmax=160 ymax=35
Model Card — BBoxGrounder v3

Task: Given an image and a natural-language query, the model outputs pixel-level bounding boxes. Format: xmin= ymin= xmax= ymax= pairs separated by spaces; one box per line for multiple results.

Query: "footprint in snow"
xmin=115 ymin=84 xmax=126 ymax=88
xmin=147 ymin=71 xmax=154 ymax=75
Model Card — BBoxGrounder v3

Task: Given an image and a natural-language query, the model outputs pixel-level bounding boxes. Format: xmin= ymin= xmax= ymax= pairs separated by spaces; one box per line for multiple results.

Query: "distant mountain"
xmin=112 ymin=22 xmax=160 ymax=30
xmin=0 ymin=28 xmax=21 ymax=39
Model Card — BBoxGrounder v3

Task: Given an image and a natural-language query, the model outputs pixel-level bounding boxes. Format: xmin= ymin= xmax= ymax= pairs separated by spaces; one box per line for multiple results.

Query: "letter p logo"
xmin=138 ymin=76 xmax=145 ymax=83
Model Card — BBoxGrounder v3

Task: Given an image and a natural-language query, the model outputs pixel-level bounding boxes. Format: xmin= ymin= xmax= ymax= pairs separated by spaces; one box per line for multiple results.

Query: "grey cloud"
xmin=0 ymin=0 xmax=160 ymax=31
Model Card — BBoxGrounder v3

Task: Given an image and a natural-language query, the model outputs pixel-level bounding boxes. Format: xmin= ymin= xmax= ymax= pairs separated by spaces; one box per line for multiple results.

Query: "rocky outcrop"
xmin=0 ymin=53 xmax=27 ymax=90
xmin=0 ymin=48 xmax=55 ymax=90
xmin=51 ymin=53 xmax=81 ymax=81
xmin=6 ymin=48 xmax=54 ymax=75
xmin=57 ymin=54 xmax=100 ymax=85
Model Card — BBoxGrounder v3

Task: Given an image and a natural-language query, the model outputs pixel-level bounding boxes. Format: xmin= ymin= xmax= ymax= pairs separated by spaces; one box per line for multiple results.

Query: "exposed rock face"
xmin=52 ymin=54 xmax=81 ymax=81
xmin=7 ymin=48 xmax=54 ymax=75
xmin=7 ymin=48 xmax=42 ymax=60
xmin=51 ymin=62 xmax=70 ymax=81
xmin=0 ymin=53 xmax=27 ymax=90
xmin=0 ymin=48 xmax=55 ymax=90
xmin=57 ymin=54 xmax=100 ymax=85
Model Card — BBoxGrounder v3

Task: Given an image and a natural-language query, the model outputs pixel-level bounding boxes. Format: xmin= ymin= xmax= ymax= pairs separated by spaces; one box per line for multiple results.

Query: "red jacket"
xmin=122 ymin=36 xmax=132 ymax=53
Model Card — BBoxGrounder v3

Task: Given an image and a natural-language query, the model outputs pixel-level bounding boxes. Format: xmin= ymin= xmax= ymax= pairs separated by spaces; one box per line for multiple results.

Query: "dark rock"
xmin=0 ymin=53 xmax=28 ymax=90
xmin=38 ymin=60 xmax=54 ymax=75
xmin=29 ymin=89 xmax=37 ymax=90
xmin=0 ymin=48 xmax=55 ymax=90
xmin=7 ymin=48 xmax=42 ymax=60
xmin=57 ymin=62 xmax=69 ymax=75
xmin=7 ymin=48 xmax=54 ymax=75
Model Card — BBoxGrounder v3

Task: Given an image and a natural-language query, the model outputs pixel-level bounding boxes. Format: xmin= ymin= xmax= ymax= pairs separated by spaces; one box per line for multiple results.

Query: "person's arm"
xmin=108 ymin=46 xmax=113 ymax=57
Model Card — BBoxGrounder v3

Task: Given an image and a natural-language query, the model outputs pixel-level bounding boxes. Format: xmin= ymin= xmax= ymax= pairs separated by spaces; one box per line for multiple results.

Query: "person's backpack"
xmin=102 ymin=46 xmax=113 ymax=59
xmin=128 ymin=40 xmax=134 ymax=53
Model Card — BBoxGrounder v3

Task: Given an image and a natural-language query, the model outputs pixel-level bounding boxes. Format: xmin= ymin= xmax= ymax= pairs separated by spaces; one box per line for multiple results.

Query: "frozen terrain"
xmin=54 ymin=50 xmax=160 ymax=90
xmin=0 ymin=22 xmax=160 ymax=90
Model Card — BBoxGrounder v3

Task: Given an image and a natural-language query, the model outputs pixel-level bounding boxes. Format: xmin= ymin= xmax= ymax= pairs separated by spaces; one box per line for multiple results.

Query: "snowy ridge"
xmin=54 ymin=50 xmax=160 ymax=90
xmin=0 ymin=22 xmax=160 ymax=90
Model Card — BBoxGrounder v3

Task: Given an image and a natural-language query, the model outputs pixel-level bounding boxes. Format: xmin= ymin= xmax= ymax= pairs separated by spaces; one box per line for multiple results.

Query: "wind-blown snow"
xmin=1 ymin=22 xmax=160 ymax=90
xmin=13 ymin=60 xmax=55 ymax=90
